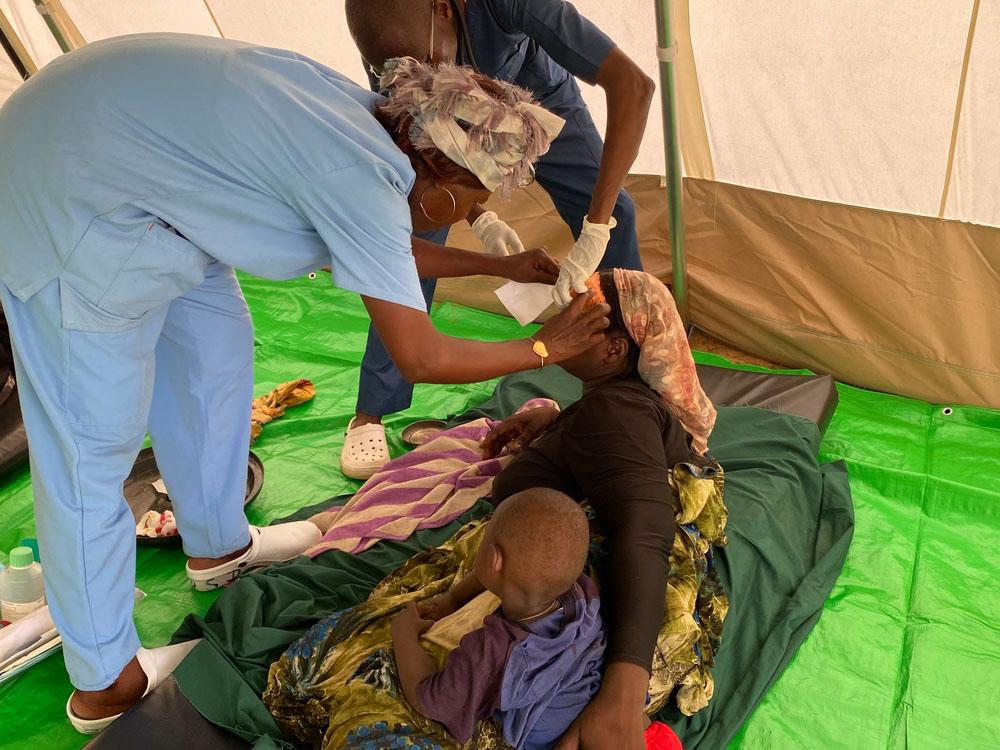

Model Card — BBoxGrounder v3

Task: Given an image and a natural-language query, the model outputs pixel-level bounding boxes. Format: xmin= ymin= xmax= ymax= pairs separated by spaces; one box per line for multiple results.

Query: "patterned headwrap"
xmin=379 ymin=57 xmax=565 ymax=195
xmin=584 ymin=270 xmax=717 ymax=454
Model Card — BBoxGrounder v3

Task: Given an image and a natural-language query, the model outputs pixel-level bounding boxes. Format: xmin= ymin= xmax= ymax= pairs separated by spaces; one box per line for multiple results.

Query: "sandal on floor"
xmin=66 ymin=639 xmax=202 ymax=734
xmin=185 ymin=522 xmax=322 ymax=592
xmin=340 ymin=417 xmax=389 ymax=480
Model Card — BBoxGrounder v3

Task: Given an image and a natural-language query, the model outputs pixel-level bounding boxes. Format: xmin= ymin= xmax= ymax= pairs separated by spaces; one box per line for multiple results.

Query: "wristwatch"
xmin=530 ymin=338 xmax=549 ymax=368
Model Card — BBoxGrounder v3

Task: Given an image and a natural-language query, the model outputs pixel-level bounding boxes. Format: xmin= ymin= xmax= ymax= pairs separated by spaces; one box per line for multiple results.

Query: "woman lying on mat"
xmin=268 ymin=270 xmax=723 ymax=749
xmin=477 ymin=269 xmax=722 ymax=749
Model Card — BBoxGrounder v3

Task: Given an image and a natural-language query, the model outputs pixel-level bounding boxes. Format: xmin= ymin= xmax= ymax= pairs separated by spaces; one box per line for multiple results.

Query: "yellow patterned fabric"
xmin=265 ymin=521 xmax=512 ymax=749
xmin=647 ymin=461 xmax=728 ymax=715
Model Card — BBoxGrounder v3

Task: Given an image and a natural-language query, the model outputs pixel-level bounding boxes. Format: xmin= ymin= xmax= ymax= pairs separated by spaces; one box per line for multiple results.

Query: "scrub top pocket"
xmin=98 ymin=220 xmax=212 ymax=319
xmin=60 ymin=209 xmax=212 ymax=332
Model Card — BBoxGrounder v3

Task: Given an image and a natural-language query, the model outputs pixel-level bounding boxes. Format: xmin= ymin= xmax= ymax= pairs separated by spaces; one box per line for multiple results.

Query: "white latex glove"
xmin=471 ymin=211 xmax=525 ymax=256
xmin=552 ymin=216 xmax=618 ymax=307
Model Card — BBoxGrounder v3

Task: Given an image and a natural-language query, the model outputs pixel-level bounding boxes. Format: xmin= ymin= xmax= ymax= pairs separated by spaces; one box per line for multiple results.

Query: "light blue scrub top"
xmin=0 ymin=33 xmax=426 ymax=331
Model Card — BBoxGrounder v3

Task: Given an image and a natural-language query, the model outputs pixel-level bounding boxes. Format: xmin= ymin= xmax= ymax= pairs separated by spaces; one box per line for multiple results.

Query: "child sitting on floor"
xmin=390 ymin=488 xmax=604 ymax=749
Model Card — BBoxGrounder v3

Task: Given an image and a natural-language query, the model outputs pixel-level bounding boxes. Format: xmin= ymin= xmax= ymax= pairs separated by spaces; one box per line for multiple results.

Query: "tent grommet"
xmin=942 ymin=407 xmax=954 ymax=416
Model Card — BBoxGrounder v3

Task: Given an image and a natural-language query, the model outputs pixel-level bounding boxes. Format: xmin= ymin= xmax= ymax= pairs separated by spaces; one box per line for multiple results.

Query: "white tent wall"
xmin=690 ymin=1 xmax=973 ymax=219
xmin=205 ymin=0 xmax=368 ymax=88
xmin=1 ymin=1 xmax=997 ymax=406
xmin=0 ymin=52 xmax=19 ymax=104
xmin=58 ymin=0 xmax=220 ymax=40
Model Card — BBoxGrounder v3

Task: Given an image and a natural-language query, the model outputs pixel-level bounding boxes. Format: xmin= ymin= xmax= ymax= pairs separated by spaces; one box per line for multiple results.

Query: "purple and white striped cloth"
xmin=305 ymin=399 xmax=558 ymax=557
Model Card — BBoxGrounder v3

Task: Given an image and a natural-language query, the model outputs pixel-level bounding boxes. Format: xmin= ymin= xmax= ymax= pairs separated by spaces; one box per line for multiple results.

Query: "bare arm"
xmin=391 ymin=603 xmax=436 ymax=714
xmin=361 ymin=292 xmax=608 ymax=384
xmin=587 ymin=48 xmax=655 ymax=224
xmin=411 ymin=236 xmax=498 ymax=279
xmin=412 ymin=237 xmax=558 ymax=283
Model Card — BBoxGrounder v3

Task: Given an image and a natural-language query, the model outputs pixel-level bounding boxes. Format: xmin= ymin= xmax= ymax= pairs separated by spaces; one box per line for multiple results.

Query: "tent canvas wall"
xmin=0 ymin=1 xmax=997 ymax=408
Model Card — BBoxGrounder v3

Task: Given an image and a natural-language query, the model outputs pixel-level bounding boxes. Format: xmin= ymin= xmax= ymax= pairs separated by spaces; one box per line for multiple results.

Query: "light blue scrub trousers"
xmin=0 ymin=262 xmax=253 ymax=690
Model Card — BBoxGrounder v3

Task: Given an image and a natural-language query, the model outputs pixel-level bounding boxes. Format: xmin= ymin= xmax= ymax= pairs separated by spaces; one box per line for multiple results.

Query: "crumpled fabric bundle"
xmin=135 ymin=509 xmax=178 ymax=539
xmin=250 ymin=379 xmax=315 ymax=443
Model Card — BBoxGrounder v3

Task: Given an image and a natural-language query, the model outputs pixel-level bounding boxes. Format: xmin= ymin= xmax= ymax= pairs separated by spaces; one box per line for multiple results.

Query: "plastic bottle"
xmin=0 ymin=547 xmax=46 ymax=623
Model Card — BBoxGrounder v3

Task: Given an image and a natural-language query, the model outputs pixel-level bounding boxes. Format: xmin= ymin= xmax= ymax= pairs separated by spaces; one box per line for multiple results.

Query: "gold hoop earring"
xmin=419 ymin=184 xmax=458 ymax=224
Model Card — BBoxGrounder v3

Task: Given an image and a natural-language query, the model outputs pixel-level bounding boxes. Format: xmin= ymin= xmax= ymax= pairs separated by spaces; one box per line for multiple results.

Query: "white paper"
xmin=152 ymin=478 xmax=168 ymax=494
xmin=0 ymin=605 xmax=55 ymax=665
xmin=494 ymin=281 xmax=553 ymax=326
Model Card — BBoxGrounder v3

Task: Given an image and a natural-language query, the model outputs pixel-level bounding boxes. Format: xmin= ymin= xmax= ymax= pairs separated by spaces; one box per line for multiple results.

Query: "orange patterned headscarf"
xmin=580 ymin=271 xmax=716 ymax=454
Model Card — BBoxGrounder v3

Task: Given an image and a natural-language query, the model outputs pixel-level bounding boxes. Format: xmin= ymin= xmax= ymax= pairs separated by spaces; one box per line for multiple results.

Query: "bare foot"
xmin=187 ymin=540 xmax=252 ymax=571
xmin=352 ymin=411 xmax=383 ymax=427
xmin=70 ymin=656 xmax=148 ymax=720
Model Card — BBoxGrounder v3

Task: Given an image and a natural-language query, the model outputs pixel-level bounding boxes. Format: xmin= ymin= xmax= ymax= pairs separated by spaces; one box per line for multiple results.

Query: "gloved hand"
xmin=471 ymin=211 xmax=525 ymax=256
xmin=552 ymin=216 xmax=618 ymax=307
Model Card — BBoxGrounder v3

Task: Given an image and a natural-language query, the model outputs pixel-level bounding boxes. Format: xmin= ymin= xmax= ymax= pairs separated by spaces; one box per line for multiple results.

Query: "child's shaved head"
xmin=488 ymin=488 xmax=589 ymax=600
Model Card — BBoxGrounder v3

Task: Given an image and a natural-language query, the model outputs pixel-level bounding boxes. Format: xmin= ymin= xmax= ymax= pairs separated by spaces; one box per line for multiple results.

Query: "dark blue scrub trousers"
xmin=356 ymin=101 xmax=642 ymax=417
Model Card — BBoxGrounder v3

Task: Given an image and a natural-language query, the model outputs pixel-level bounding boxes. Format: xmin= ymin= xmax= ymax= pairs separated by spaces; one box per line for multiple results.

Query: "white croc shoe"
xmin=185 ymin=522 xmax=322 ymax=592
xmin=66 ymin=639 xmax=202 ymax=734
xmin=340 ymin=417 xmax=390 ymax=480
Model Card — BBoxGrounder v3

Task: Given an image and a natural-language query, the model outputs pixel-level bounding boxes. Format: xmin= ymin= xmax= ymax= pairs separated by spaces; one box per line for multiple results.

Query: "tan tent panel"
xmin=441 ymin=176 xmax=1000 ymax=408
xmin=0 ymin=0 xmax=997 ymax=406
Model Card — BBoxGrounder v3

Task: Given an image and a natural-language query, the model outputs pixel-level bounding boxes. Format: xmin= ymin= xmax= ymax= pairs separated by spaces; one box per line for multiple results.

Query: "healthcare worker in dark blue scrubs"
xmin=342 ymin=0 xmax=654 ymax=492
xmin=344 ymin=7 xmax=657 ymax=747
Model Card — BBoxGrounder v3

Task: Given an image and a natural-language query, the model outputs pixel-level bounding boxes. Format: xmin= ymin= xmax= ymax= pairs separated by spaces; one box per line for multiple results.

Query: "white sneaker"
xmin=66 ymin=639 xmax=202 ymax=734
xmin=185 ymin=522 xmax=322 ymax=592
xmin=339 ymin=417 xmax=389 ymax=480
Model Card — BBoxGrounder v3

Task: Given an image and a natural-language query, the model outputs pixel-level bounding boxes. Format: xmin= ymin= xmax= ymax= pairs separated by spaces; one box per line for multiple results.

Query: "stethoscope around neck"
xmin=451 ymin=0 xmax=480 ymax=71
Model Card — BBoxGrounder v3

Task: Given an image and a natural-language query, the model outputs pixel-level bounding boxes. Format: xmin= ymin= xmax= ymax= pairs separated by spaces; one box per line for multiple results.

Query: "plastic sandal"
xmin=185 ymin=522 xmax=321 ymax=592
xmin=66 ymin=639 xmax=201 ymax=734
xmin=339 ymin=417 xmax=389 ymax=480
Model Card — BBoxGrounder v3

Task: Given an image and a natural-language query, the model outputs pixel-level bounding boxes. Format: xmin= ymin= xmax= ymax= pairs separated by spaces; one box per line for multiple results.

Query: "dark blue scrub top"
xmin=367 ymin=0 xmax=616 ymax=110
xmin=460 ymin=0 xmax=615 ymax=108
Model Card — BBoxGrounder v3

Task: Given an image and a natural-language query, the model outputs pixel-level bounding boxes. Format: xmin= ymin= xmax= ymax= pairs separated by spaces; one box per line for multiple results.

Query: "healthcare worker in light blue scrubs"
xmin=0 ymin=35 xmax=610 ymax=731
xmin=342 ymin=0 xmax=654 ymax=482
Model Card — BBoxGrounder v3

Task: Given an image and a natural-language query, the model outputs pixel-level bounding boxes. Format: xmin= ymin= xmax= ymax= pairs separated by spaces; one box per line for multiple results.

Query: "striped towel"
xmin=305 ymin=398 xmax=558 ymax=557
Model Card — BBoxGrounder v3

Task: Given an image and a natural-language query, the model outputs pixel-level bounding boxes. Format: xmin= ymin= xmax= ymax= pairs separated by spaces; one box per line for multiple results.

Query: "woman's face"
xmin=410 ymin=179 xmax=492 ymax=232
xmin=559 ymin=332 xmax=632 ymax=382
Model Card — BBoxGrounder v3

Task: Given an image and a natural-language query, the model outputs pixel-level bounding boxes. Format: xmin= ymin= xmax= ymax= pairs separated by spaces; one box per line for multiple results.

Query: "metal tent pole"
xmin=0 ymin=11 xmax=35 ymax=79
xmin=32 ymin=0 xmax=73 ymax=53
xmin=653 ymin=0 xmax=688 ymax=326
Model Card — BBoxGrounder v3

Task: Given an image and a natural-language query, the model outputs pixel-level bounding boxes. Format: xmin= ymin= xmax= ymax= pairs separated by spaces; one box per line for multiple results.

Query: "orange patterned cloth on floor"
xmin=250 ymin=379 xmax=315 ymax=443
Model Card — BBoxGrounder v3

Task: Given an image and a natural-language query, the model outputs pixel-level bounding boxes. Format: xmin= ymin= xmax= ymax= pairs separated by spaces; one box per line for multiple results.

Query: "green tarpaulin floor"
xmin=0 ymin=274 xmax=997 ymax=749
